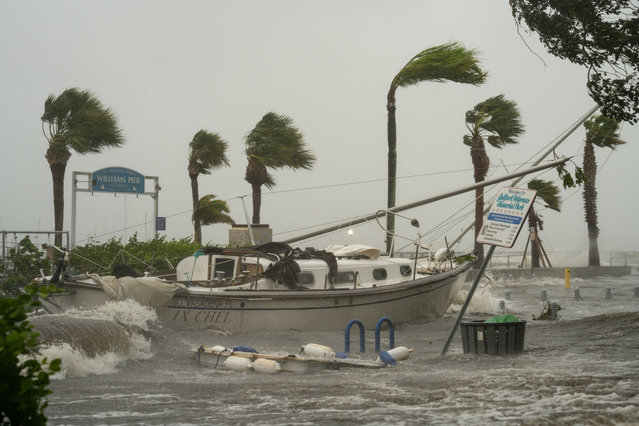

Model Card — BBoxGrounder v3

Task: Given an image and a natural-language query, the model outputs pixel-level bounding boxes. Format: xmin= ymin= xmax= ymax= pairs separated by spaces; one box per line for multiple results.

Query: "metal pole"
xmin=153 ymin=177 xmax=159 ymax=239
xmin=71 ymin=171 xmax=77 ymax=249
xmin=239 ymin=196 xmax=255 ymax=245
xmin=283 ymin=158 xmax=569 ymax=244
xmin=441 ymin=244 xmax=496 ymax=356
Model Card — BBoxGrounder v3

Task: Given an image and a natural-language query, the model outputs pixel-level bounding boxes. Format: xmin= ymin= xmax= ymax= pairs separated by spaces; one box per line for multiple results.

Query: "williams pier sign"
xmin=92 ymin=167 xmax=145 ymax=194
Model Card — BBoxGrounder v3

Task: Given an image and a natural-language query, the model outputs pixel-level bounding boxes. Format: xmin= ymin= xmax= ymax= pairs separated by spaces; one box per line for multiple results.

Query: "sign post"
xmin=441 ymin=186 xmax=536 ymax=356
xmin=71 ymin=168 xmax=160 ymax=248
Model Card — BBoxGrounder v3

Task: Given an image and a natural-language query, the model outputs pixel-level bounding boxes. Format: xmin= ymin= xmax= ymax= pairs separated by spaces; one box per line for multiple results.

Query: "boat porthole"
xmin=240 ymin=302 xmax=245 ymax=308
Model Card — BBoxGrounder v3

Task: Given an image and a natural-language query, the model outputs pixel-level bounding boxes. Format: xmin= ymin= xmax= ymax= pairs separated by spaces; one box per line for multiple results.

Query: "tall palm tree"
xmin=41 ymin=88 xmax=124 ymax=247
xmin=192 ymin=194 xmax=234 ymax=243
xmin=463 ymin=95 xmax=524 ymax=266
xmin=582 ymin=115 xmax=625 ymax=266
xmin=526 ymin=179 xmax=561 ymax=268
xmin=386 ymin=41 xmax=487 ymax=254
xmin=187 ymin=130 xmax=230 ymax=244
xmin=244 ymin=112 xmax=315 ymax=224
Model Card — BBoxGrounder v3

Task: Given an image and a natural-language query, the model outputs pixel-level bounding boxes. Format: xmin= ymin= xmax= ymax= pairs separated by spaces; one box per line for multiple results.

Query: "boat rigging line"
xmin=282 ymin=157 xmax=570 ymax=245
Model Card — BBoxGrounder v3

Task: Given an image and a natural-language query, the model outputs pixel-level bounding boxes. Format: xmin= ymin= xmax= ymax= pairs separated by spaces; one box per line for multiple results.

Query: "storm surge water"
xmin=31 ymin=300 xmax=157 ymax=378
xmin=39 ymin=269 xmax=639 ymax=425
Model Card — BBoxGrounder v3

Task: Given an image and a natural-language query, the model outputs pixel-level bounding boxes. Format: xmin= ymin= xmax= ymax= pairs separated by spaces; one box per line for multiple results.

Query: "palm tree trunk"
xmin=190 ymin=174 xmax=201 ymax=244
xmin=470 ymin=136 xmax=489 ymax=267
xmin=251 ymin=183 xmax=262 ymax=225
xmin=583 ymin=141 xmax=600 ymax=266
xmin=528 ymin=208 xmax=540 ymax=268
xmin=49 ymin=162 xmax=66 ymax=247
xmin=386 ymin=86 xmax=398 ymax=254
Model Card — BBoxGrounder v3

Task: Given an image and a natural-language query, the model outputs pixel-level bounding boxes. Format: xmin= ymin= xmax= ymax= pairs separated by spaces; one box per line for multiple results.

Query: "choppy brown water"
xmin=38 ymin=272 xmax=639 ymax=425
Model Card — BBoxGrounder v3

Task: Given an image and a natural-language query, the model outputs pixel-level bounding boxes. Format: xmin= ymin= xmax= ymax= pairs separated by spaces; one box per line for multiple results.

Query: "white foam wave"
xmin=63 ymin=299 xmax=158 ymax=330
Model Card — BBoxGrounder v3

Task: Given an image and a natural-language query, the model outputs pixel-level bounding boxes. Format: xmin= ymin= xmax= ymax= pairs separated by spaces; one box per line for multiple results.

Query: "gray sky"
xmin=1 ymin=0 xmax=637 ymax=257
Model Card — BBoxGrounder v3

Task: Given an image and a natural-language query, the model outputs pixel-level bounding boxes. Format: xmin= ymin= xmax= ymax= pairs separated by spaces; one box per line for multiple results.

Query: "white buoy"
xmin=375 ymin=346 xmax=412 ymax=363
xmin=301 ymin=343 xmax=335 ymax=358
xmin=224 ymin=356 xmax=252 ymax=371
xmin=252 ymin=358 xmax=282 ymax=374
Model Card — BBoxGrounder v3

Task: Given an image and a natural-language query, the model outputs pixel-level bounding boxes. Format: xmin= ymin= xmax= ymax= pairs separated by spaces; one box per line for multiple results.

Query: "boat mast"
xmin=282 ymin=157 xmax=570 ymax=245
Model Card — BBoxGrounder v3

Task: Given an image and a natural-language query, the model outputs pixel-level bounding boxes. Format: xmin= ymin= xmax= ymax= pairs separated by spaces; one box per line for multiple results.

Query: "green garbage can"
xmin=460 ymin=319 xmax=526 ymax=355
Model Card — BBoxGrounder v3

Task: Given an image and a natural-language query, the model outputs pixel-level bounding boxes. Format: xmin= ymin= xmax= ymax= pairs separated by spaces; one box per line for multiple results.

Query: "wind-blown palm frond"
xmin=394 ymin=42 xmax=487 ymax=88
xmin=463 ymin=94 xmax=524 ymax=266
xmin=528 ymin=179 xmax=561 ymax=212
xmin=386 ymin=41 xmax=487 ymax=255
xmin=193 ymin=194 xmax=234 ymax=227
xmin=244 ymin=112 xmax=315 ymax=224
xmin=42 ymin=87 xmax=124 ymax=246
xmin=464 ymin=95 xmax=524 ymax=148
xmin=42 ymin=88 xmax=124 ymax=154
xmin=188 ymin=130 xmax=230 ymax=175
xmin=584 ymin=115 xmax=625 ymax=149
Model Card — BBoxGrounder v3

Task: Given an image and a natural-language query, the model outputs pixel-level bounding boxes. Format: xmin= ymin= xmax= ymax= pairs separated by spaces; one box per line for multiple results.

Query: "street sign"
xmin=91 ymin=167 xmax=145 ymax=194
xmin=156 ymin=216 xmax=166 ymax=231
xmin=476 ymin=186 xmax=537 ymax=248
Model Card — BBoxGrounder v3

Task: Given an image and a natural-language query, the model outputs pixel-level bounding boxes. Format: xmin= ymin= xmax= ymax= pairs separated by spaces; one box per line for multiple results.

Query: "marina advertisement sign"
xmin=476 ymin=186 xmax=537 ymax=248
xmin=91 ymin=167 xmax=145 ymax=194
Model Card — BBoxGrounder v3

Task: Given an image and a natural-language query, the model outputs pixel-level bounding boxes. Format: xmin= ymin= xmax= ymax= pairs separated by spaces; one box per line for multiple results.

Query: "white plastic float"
xmin=196 ymin=343 xmax=413 ymax=373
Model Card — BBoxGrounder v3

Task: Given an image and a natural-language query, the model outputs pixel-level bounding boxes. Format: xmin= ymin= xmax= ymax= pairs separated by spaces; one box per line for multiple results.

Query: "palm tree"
xmin=244 ymin=112 xmax=315 ymax=224
xmin=386 ymin=41 xmax=487 ymax=254
xmin=526 ymin=179 xmax=561 ymax=268
xmin=463 ymin=95 xmax=524 ymax=266
xmin=41 ymin=88 xmax=124 ymax=247
xmin=187 ymin=130 xmax=230 ymax=244
xmin=582 ymin=115 xmax=625 ymax=266
xmin=192 ymin=194 xmax=234 ymax=242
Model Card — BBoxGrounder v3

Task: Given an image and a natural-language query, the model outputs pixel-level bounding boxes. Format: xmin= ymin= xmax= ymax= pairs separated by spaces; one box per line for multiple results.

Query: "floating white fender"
xmin=209 ymin=345 xmax=228 ymax=354
xmin=252 ymin=358 xmax=282 ymax=374
xmin=376 ymin=346 xmax=412 ymax=364
xmin=224 ymin=355 xmax=252 ymax=371
xmin=300 ymin=343 xmax=335 ymax=358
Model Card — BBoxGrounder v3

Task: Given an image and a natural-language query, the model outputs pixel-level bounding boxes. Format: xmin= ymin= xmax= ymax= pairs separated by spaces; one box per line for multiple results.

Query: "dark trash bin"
xmin=461 ymin=320 xmax=526 ymax=355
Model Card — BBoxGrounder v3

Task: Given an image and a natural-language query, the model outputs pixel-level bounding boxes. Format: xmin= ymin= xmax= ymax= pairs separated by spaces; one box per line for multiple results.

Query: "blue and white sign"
xmin=476 ymin=187 xmax=537 ymax=248
xmin=156 ymin=216 xmax=166 ymax=231
xmin=91 ymin=167 xmax=145 ymax=194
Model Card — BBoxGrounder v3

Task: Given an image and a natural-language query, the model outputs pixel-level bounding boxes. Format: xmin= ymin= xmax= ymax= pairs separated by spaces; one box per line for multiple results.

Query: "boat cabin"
xmin=175 ymin=245 xmax=416 ymax=290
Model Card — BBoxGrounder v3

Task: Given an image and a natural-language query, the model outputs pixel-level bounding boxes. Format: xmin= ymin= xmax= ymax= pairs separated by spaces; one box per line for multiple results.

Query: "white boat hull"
xmin=42 ymin=261 xmax=471 ymax=332
xmin=158 ymin=261 xmax=471 ymax=332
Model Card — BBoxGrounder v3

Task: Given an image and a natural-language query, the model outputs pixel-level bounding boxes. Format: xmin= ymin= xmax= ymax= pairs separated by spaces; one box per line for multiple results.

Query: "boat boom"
xmin=283 ymin=157 xmax=570 ymax=244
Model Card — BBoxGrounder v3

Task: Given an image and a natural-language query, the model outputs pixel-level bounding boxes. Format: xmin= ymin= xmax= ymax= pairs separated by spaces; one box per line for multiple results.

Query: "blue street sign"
xmin=92 ymin=167 xmax=145 ymax=194
xmin=156 ymin=217 xmax=166 ymax=231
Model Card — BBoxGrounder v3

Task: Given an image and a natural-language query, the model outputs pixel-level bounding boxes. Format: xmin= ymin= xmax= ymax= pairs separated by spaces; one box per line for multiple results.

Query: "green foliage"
xmin=1 ymin=284 xmax=61 ymax=426
xmin=68 ymin=234 xmax=203 ymax=276
xmin=0 ymin=237 xmax=51 ymax=297
xmin=511 ymin=1 xmax=639 ymax=123
xmin=193 ymin=195 xmax=235 ymax=227
xmin=557 ymin=162 xmax=586 ymax=189
xmin=187 ymin=129 xmax=230 ymax=176
xmin=245 ymin=112 xmax=316 ymax=187
xmin=41 ymin=88 xmax=124 ymax=154
xmin=527 ymin=178 xmax=561 ymax=212
xmin=463 ymin=94 xmax=525 ymax=148
xmin=393 ymin=41 xmax=487 ymax=88
xmin=584 ymin=115 xmax=625 ymax=149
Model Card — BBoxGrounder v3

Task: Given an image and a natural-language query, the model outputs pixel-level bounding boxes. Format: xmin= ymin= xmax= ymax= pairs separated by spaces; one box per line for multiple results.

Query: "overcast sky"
xmin=1 ymin=1 xmax=637 ymax=261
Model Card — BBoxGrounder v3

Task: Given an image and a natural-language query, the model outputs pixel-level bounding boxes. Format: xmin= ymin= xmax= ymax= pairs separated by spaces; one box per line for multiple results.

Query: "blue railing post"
xmin=344 ymin=319 xmax=365 ymax=353
xmin=375 ymin=317 xmax=394 ymax=353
